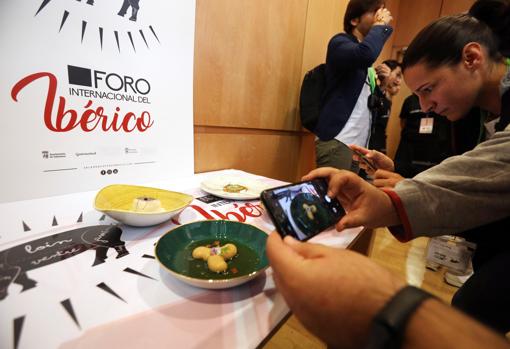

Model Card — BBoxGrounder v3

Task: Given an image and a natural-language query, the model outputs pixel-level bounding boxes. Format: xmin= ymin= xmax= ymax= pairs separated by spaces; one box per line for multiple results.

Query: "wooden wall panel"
xmin=301 ymin=0 xmax=347 ymax=73
xmin=440 ymin=0 xmax=475 ymax=16
xmin=392 ymin=0 xmax=442 ymax=49
xmin=193 ymin=0 xmax=353 ymax=181
xmin=194 ymin=127 xmax=305 ymax=182
xmin=375 ymin=0 xmax=400 ymax=65
xmin=194 ymin=0 xmax=308 ymax=131
xmin=193 ymin=0 xmax=404 ymax=181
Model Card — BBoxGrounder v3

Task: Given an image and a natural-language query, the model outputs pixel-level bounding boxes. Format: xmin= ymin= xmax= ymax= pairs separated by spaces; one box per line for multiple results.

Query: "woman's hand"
xmin=373 ymin=169 xmax=405 ymax=188
xmin=349 ymin=144 xmax=395 ymax=174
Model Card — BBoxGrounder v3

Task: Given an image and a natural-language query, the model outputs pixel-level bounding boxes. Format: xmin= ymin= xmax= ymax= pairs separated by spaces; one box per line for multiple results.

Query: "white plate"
xmin=200 ymin=175 xmax=272 ymax=200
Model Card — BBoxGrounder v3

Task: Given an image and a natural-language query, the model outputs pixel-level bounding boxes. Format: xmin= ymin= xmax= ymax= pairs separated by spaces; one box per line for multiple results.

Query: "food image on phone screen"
xmin=261 ymin=179 xmax=345 ymax=241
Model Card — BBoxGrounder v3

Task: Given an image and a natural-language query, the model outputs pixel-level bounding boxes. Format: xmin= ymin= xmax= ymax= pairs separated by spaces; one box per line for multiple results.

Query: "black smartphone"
xmin=351 ymin=148 xmax=377 ymax=172
xmin=260 ymin=178 xmax=345 ymax=241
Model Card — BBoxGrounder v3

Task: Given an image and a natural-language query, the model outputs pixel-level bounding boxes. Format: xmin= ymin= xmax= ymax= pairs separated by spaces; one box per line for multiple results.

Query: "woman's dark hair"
xmin=469 ymin=0 xmax=510 ymax=57
xmin=382 ymin=59 xmax=401 ymax=71
xmin=402 ymin=14 xmax=501 ymax=71
xmin=344 ymin=0 xmax=384 ymax=34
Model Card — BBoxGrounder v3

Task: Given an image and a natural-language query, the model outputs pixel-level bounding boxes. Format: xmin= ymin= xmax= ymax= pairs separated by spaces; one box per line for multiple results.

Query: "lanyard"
xmin=368 ymin=67 xmax=376 ymax=94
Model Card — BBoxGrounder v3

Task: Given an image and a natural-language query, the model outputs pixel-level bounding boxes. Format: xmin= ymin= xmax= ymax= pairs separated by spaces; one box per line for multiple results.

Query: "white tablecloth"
xmin=0 ymin=169 xmax=362 ymax=349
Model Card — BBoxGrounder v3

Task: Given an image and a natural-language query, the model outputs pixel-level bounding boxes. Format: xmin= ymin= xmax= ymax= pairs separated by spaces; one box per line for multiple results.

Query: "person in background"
xmin=369 ymin=59 xmax=403 ymax=153
xmin=314 ymin=0 xmax=393 ymax=171
xmin=391 ymin=93 xmax=453 ymax=177
xmin=267 ymin=1 xmax=510 ymax=346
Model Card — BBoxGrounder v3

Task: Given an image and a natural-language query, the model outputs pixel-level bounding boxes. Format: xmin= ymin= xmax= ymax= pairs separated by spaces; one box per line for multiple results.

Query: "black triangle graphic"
xmin=77 ymin=212 xmax=83 ymax=223
xmin=99 ymin=214 xmax=106 ymax=221
xmin=123 ymin=267 xmax=157 ymax=280
xmin=59 ymin=10 xmax=69 ymax=32
xmin=139 ymin=29 xmax=149 ymax=48
xmin=14 ymin=316 xmax=25 ymax=349
xmin=97 ymin=282 xmax=126 ymax=303
xmin=114 ymin=31 xmax=121 ymax=52
xmin=149 ymin=25 xmax=160 ymax=43
xmin=22 ymin=221 xmax=31 ymax=232
xmin=99 ymin=27 xmax=104 ymax=50
xmin=61 ymin=299 xmax=81 ymax=329
xmin=52 ymin=216 xmax=58 ymax=226
xmin=127 ymin=31 xmax=136 ymax=52
xmin=142 ymin=254 xmax=155 ymax=259
xmin=81 ymin=20 xmax=87 ymax=43
xmin=35 ymin=0 xmax=53 ymax=16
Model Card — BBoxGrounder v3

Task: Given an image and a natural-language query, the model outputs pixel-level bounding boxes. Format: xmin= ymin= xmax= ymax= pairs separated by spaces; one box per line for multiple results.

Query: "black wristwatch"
xmin=363 ymin=286 xmax=434 ymax=349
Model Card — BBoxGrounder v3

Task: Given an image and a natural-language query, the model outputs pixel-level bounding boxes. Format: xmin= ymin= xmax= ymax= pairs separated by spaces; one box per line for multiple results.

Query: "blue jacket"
xmin=315 ymin=25 xmax=393 ymax=140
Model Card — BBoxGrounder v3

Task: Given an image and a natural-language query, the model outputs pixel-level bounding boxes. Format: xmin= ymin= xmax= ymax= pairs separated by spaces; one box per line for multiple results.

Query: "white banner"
xmin=0 ymin=0 xmax=195 ymax=203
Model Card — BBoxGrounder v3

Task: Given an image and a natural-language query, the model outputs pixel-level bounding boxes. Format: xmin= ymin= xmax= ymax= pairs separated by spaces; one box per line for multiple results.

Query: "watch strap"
xmin=363 ymin=286 xmax=434 ymax=349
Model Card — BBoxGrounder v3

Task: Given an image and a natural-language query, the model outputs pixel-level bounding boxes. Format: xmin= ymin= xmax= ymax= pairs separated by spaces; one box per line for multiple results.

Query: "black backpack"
xmin=299 ymin=64 xmax=327 ymax=132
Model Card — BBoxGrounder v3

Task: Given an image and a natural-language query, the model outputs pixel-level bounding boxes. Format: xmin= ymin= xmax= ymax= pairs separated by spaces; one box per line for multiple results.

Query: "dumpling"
xmin=207 ymin=255 xmax=228 ymax=273
xmin=221 ymin=243 xmax=237 ymax=260
xmin=192 ymin=246 xmax=210 ymax=261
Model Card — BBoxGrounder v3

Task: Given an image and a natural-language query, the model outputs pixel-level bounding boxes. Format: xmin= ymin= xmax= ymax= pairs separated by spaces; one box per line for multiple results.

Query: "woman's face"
xmin=403 ymin=61 xmax=481 ymax=121
xmin=386 ymin=66 xmax=402 ymax=96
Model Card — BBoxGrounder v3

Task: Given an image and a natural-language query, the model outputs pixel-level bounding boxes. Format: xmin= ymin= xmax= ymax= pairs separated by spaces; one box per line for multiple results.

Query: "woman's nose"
xmin=418 ymin=95 xmax=436 ymax=113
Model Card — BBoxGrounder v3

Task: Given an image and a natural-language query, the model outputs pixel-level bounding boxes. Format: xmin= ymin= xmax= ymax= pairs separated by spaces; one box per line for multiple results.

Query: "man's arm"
xmin=266 ymin=232 xmax=510 ymax=349
xmin=327 ymin=25 xmax=393 ymax=70
xmin=403 ymin=298 xmax=509 ymax=349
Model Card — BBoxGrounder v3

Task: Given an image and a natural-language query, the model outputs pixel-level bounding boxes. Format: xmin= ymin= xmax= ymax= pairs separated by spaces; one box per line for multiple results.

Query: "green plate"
xmin=155 ymin=220 xmax=269 ymax=289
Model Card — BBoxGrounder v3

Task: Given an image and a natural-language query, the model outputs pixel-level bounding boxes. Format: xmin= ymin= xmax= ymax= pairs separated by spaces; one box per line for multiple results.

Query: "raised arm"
xmin=327 ymin=24 xmax=393 ymax=71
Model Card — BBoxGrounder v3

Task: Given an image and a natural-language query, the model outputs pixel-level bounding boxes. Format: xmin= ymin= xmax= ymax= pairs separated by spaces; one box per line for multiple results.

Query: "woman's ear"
xmin=462 ymin=42 xmax=484 ymax=71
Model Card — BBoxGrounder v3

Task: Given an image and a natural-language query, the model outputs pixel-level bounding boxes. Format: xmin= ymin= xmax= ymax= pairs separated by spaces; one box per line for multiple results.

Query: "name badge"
xmin=419 ymin=117 xmax=434 ymax=134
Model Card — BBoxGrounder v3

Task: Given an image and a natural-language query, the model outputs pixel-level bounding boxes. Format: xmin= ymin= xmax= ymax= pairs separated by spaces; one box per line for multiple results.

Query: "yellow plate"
xmin=94 ymin=184 xmax=193 ymax=227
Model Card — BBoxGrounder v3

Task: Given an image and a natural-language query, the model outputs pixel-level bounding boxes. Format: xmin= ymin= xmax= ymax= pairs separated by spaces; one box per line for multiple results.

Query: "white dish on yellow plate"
xmin=200 ymin=175 xmax=271 ymax=200
xmin=94 ymin=184 xmax=193 ymax=227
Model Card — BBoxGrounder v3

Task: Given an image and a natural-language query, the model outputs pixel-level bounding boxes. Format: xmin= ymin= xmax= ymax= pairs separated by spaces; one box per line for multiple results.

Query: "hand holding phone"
xmin=351 ymin=148 xmax=377 ymax=172
xmin=260 ymin=178 xmax=345 ymax=241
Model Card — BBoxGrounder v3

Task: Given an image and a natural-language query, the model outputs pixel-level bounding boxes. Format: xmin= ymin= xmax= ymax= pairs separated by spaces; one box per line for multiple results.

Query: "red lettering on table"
xmin=189 ymin=203 xmax=264 ymax=222
xmin=11 ymin=72 xmax=154 ymax=133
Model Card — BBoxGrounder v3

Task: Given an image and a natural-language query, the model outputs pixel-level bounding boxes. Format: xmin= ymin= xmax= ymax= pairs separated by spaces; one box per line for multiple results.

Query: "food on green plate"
xmin=191 ymin=242 xmax=238 ymax=273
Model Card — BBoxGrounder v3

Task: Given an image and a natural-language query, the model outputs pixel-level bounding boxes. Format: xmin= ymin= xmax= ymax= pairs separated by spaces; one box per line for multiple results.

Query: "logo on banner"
xmin=41 ymin=151 xmax=67 ymax=159
xmin=35 ymin=0 xmax=161 ymax=52
xmin=7 ymin=1 xmax=163 ymax=134
xmin=11 ymin=70 xmax=154 ymax=133
xmin=67 ymin=65 xmax=151 ymax=104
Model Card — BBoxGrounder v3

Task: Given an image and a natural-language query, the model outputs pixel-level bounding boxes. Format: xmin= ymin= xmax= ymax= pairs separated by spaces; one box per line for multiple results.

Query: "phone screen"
xmin=261 ymin=178 xmax=345 ymax=241
xmin=351 ymin=148 xmax=377 ymax=172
